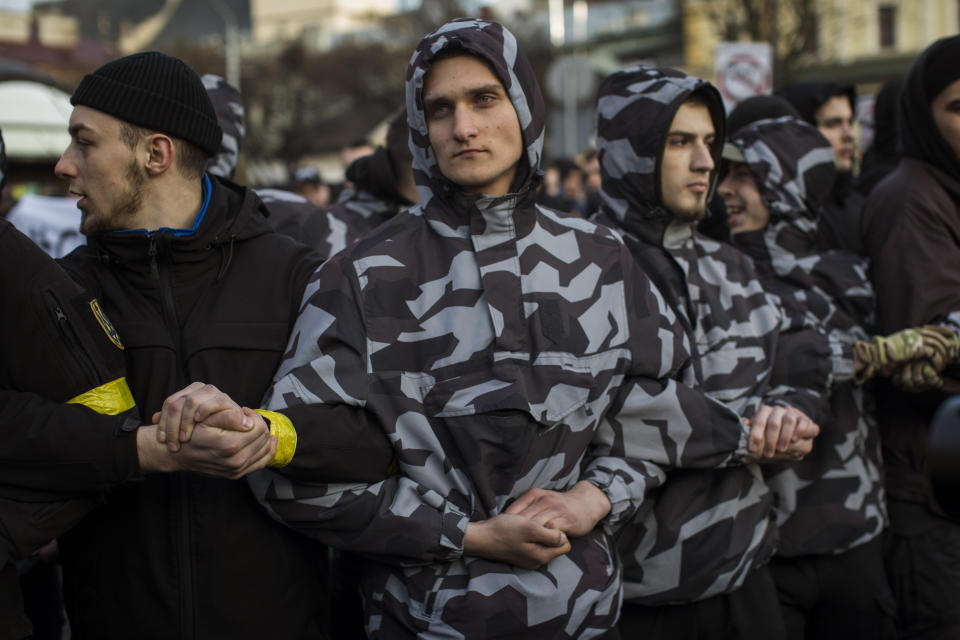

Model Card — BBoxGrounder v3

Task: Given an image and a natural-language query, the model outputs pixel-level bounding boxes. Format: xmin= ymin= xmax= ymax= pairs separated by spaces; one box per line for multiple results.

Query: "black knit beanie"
xmin=71 ymin=51 xmax=222 ymax=157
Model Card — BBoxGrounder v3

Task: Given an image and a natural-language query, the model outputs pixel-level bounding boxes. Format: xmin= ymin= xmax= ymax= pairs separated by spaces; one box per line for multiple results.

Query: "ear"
xmin=143 ymin=133 xmax=175 ymax=176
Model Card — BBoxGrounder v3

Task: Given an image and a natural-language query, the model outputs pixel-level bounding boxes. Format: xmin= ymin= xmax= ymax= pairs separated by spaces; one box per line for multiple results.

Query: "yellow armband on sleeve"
xmin=255 ymin=409 xmax=297 ymax=468
xmin=68 ymin=377 xmax=136 ymax=415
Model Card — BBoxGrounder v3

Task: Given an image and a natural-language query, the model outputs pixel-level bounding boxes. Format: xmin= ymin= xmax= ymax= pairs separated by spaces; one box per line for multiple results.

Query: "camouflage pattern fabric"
xmin=250 ymin=21 xmax=753 ymax=639
xmin=202 ymin=74 xmax=244 ymax=180
xmin=593 ymin=66 xmax=816 ymax=604
xmin=727 ymin=116 xmax=887 ymax=557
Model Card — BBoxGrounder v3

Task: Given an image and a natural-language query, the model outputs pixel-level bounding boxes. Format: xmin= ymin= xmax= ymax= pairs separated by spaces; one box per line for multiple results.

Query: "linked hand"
xmin=505 ymin=481 xmax=610 ymax=537
xmin=139 ymin=407 xmax=276 ymax=479
xmin=746 ymin=404 xmax=819 ymax=461
xmin=891 ymin=359 xmax=946 ymax=392
xmin=154 ymin=382 xmax=252 ymax=451
xmin=463 ymin=514 xmax=571 ymax=570
xmin=855 ymin=326 xmax=959 ymax=383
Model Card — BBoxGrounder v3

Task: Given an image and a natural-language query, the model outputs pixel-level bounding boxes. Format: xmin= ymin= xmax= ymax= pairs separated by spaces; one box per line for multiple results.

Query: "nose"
xmin=451 ymin=105 xmax=478 ymax=141
xmin=691 ymin=141 xmax=715 ymax=172
xmin=717 ymin=173 xmax=733 ymax=196
xmin=841 ymin=121 xmax=855 ymax=141
xmin=54 ymin=147 xmax=76 ymax=181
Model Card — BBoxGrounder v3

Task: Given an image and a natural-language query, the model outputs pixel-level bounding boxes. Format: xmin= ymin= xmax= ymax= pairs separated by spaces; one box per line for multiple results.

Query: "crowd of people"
xmin=0 ymin=17 xmax=958 ymax=640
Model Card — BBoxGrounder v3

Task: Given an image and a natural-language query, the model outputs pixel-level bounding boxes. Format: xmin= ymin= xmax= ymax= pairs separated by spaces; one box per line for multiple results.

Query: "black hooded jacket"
xmin=776 ymin=81 xmax=865 ymax=254
xmin=861 ymin=35 xmax=960 ymax=511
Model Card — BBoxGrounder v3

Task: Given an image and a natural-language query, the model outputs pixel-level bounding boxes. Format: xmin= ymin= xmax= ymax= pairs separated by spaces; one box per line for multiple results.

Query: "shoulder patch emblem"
xmin=89 ymin=299 xmax=124 ymax=350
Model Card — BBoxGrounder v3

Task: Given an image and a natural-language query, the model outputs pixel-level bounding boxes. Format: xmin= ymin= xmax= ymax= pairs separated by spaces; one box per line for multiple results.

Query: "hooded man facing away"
xmin=203 ymin=74 xmax=416 ymax=261
xmin=720 ymin=115 xmax=900 ymax=639
xmin=861 ymin=35 xmax=960 ymax=639
xmin=591 ymin=65 xmax=821 ymax=640
xmin=242 ymin=19 xmax=810 ymax=639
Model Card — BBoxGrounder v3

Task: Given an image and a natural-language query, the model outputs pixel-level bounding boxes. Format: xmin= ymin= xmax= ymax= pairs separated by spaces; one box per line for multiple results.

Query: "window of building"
xmin=879 ymin=5 xmax=897 ymax=49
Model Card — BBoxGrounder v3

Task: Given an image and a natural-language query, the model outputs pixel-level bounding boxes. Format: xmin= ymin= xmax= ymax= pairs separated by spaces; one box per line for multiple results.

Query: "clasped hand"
xmin=463 ymin=481 xmax=610 ymax=570
xmin=136 ymin=382 xmax=276 ymax=479
xmin=744 ymin=404 xmax=819 ymax=461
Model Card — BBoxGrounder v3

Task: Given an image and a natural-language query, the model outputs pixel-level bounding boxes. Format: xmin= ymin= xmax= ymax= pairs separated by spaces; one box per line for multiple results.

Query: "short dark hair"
xmin=118 ymin=120 xmax=209 ymax=181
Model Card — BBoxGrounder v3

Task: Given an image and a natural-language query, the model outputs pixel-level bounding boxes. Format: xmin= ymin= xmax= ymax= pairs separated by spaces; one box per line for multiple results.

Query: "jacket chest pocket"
xmin=183 ymin=321 xmax=291 ymax=405
xmin=404 ymin=358 xmax=599 ymax=517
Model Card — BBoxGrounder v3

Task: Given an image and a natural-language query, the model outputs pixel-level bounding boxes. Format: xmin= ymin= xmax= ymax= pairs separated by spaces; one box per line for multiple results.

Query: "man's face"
xmin=932 ymin=77 xmax=960 ymax=161
xmin=660 ymin=100 xmax=716 ymax=221
xmin=814 ymin=95 xmax=856 ymax=172
xmin=55 ymin=106 xmax=145 ymax=235
xmin=423 ymin=54 xmax=524 ymax=196
xmin=718 ymin=161 xmax=770 ymax=234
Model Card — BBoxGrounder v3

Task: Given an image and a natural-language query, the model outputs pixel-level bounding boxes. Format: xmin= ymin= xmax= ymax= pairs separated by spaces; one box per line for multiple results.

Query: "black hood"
xmin=899 ymin=35 xmax=960 ymax=180
xmin=345 ymin=147 xmax=413 ymax=206
xmin=775 ymin=81 xmax=856 ymax=126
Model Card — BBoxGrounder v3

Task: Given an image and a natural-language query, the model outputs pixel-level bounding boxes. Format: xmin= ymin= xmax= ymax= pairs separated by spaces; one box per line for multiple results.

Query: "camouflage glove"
xmin=855 ymin=325 xmax=960 ymax=384
xmin=891 ymin=359 xmax=945 ymax=392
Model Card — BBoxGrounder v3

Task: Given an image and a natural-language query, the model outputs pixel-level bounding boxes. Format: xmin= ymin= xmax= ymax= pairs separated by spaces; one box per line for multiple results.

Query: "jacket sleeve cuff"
xmin=441 ymin=504 xmax=470 ymax=561
xmin=255 ymin=409 xmax=297 ymax=468
xmin=827 ymin=332 xmax=857 ymax=386
xmin=580 ymin=459 xmax=654 ymax=532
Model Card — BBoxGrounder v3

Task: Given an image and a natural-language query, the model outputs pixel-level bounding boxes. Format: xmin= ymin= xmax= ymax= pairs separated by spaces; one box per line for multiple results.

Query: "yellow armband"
xmin=255 ymin=409 xmax=297 ymax=468
xmin=67 ymin=377 xmax=136 ymax=415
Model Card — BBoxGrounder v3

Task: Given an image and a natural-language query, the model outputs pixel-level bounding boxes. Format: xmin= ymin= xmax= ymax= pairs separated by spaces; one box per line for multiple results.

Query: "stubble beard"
xmin=81 ymin=160 xmax=146 ymax=235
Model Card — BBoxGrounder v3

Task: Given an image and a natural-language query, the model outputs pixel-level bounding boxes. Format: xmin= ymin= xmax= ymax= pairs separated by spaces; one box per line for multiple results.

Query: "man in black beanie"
xmin=776 ymin=81 xmax=864 ymax=253
xmin=0 ymin=51 xmax=394 ymax=639
xmin=861 ymin=34 xmax=960 ymax=639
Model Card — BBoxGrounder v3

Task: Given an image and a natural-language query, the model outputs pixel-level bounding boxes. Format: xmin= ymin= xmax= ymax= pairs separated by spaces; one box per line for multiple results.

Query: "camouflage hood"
xmin=595 ymin=66 xmax=724 ymax=242
xmin=405 ymin=18 xmax=545 ymax=221
xmin=727 ymin=115 xmax=835 ymax=231
xmin=202 ymin=74 xmax=245 ymax=180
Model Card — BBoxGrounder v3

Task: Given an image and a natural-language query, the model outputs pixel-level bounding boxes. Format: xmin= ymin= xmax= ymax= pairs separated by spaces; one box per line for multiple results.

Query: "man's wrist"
xmin=571 ymin=480 xmax=611 ymax=524
xmin=136 ymin=425 xmax=173 ymax=474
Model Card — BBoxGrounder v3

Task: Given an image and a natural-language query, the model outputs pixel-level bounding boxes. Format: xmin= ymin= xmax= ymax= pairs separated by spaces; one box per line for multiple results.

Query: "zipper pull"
xmin=148 ymin=236 xmax=159 ymax=280
xmin=55 ymin=307 xmax=67 ymax=323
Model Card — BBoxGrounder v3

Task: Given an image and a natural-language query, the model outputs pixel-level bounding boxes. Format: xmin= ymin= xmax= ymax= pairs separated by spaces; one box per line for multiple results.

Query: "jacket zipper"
xmin=45 ymin=290 xmax=99 ymax=385
xmin=153 ymin=236 xmax=195 ymax=640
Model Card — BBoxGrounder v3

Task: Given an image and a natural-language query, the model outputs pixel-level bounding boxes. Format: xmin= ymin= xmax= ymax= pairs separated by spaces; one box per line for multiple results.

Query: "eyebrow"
xmin=68 ymin=123 xmax=95 ymax=137
xmin=424 ymin=83 xmax=505 ymax=106
xmin=666 ymin=130 xmax=715 ymax=139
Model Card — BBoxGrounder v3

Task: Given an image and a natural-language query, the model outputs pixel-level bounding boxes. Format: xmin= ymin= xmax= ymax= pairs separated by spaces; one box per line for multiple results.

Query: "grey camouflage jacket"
xmin=593 ymin=66 xmax=816 ymax=604
xmin=250 ymin=21 xmax=753 ymax=638
xmin=728 ymin=117 xmax=886 ymax=556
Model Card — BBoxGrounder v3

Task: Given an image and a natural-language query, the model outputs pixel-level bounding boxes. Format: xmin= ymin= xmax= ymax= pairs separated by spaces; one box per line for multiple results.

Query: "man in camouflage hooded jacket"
xmin=245 ymin=20 xmax=802 ymax=639
xmin=720 ymin=115 xmax=895 ymax=639
xmin=592 ymin=66 xmax=821 ymax=639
